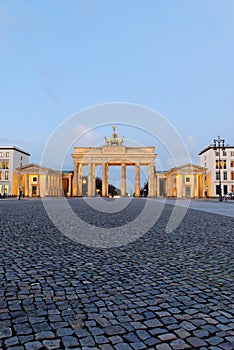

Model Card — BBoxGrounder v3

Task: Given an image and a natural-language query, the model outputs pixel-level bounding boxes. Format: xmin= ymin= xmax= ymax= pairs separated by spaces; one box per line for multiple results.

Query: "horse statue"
xmin=104 ymin=126 xmax=124 ymax=146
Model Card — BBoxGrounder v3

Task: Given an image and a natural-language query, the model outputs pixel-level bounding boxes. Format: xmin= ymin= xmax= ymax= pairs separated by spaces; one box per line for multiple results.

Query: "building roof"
xmin=16 ymin=163 xmax=61 ymax=175
xmin=165 ymin=163 xmax=206 ymax=175
xmin=199 ymin=144 xmax=234 ymax=155
xmin=0 ymin=146 xmax=30 ymax=156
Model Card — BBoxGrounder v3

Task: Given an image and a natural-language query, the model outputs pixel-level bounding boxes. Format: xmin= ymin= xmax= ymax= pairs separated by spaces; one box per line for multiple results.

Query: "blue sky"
xmin=0 ymin=0 xmax=234 ymax=171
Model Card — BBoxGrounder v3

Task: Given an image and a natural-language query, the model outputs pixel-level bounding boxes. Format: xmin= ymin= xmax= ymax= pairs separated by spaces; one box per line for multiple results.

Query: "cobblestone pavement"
xmin=0 ymin=198 xmax=233 ymax=350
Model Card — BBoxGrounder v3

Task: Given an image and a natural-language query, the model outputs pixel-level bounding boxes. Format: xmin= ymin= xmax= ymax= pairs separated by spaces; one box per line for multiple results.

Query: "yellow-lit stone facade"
xmin=72 ymin=145 xmax=156 ymax=197
xmin=17 ymin=164 xmax=63 ymax=197
xmin=164 ymin=164 xmax=206 ymax=198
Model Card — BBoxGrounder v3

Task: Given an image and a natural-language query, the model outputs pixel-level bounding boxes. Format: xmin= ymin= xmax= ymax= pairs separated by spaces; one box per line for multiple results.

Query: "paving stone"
xmin=156 ymin=344 xmax=173 ymax=350
xmin=42 ymin=339 xmax=61 ymax=349
xmin=80 ymin=336 xmax=96 ymax=347
xmin=94 ymin=335 xmax=109 ymax=344
xmin=24 ymin=341 xmax=43 ymax=350
xmin=61 ymin=335 xmax=79 ymax=347
xmin=0 ymin=200 xmax=233 ymax=350
xmin=206 ymin=336 xmax=223 ymax=345
xmin=100 ymin=344 xmax=115 ymax=350
xmin=109 ymin=335 xmax=123 ymax=344
xmin=105 ymin=325 xmax=126 ymax=335
xmin=56 ymin=327 xmax=74 ymax=336
xmin=35 ymin=331 xmax=55 ymax=340
xmin=186 ymin=336 xmax=207 ymax=347
xmin=144 ymin=318 xmax=163 ymax=328
xmin=174 ymin=328 xmax=190 ymax=339
xmin=136 ymin=330 xmax=151 ymax=340
xmin=114 ymin=343 xmax=133 ymax=350
xmin=32 ymin=323 xmax=52 ymax=333
xmin=170 ymin=339 xmax=190 ymax=349
xmin=131 ymin=341 xmax=147 ymax=349
xmin=159 ymin=333 xmax=177 ymax=341
xmin=4 ymin=337 xmax=19 ymax=347
xmin=0 ymin=327 xmax=12 ymax=339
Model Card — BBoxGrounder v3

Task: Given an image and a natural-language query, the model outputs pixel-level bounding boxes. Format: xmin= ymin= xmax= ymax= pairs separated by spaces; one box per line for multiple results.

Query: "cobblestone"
xmin=0 ymin=198 xmax=233 ymax=349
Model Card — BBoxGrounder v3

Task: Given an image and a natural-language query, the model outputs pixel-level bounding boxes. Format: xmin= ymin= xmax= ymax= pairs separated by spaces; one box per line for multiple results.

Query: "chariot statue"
xmin=104 ymin=126 xmax=124 ymax=146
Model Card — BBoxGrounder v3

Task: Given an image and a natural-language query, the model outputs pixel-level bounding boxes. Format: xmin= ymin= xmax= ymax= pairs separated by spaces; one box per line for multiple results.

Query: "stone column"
xmin=18 ymin=173 xmax=21 ymax=196
xmin=92 ymin=163 xmax=96 ymax=196
xmin=45 ymin=174 xmax=48 ymax=196
xmin=148 ymin=162 xmax=155 ymax=197
xmin=202 ymin=174 xmax=205 ymax=198
xmin=73 ymin=162 xmax=78 ymax=196
xmin=37 ymin=174 xmax=40 ymax=197
xmin=135 ymin=164 xmax=140 ymax=197
xmin=183 ymin=175 xmax=186 ymax=197
xmin=121 ymin=163 xmax=126 ymax=197
xmin=77 ymin=163 xmax=82 ymax=197
xmin=102 ymin=163 xmax=107 ymax=197
xmin=25 ymin=174 xmax=29 ymax=197
xmin=68 ymin=175 xmax=71 ymax=197
xmin=48 ymin=175 xmax=51 ymax=196
xmin=88 ymin=163 xmax=93 ymax=197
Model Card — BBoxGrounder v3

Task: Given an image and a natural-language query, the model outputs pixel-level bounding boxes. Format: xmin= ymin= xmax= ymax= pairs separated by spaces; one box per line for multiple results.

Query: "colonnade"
xmin=72 ymin=162 xmax=155 ymax=197
xmin=19 ymin=173 xmax=62 ymax=197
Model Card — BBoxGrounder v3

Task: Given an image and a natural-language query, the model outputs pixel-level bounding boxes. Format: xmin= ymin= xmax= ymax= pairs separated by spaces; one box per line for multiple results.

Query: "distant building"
xmin=164 ymin=164 xmax=206 ymax=198
xmin=199 ymin=143 xmax=234 ymax=197
xmin=17 ymin=164 xmax=63 ymax=197
xmin=0 ymin=146 xmax=30 ymax=196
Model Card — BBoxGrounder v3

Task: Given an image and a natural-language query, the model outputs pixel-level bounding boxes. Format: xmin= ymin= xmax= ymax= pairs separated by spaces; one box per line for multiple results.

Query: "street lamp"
xmin=214 ymin=135 xmax=225 ymax=202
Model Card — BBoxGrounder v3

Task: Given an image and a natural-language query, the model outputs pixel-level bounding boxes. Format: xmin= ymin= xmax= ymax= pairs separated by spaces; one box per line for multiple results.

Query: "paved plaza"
xmin=0 ymin=198 xmax=233 ymax=350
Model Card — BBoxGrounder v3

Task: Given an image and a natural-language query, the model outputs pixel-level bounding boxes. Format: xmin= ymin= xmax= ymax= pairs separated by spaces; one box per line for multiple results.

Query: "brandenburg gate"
xmin=72 ymin=127 xmax=156 ymax=197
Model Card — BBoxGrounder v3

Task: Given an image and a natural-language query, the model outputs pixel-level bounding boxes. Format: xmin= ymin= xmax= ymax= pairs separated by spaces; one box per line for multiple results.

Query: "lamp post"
xmin=214 ymin=135 xmax=225 ymax=202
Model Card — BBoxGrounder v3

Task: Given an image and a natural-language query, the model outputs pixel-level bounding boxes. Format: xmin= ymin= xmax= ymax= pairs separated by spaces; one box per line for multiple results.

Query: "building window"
xmin=0 ymin=161 xmax=9 ymax=169
xmin=223 ymin=151 xmax=226 ymax=156
xmin=32 ymin=186 xmax=37 ymax=195
xmin=185 ymin=177 xmax=190 ymax=183
xmin=230 ymin=161 xmax=234 ymax=167
xmin=231 ymin=152 xmax=234 ymax=156
xmin=4 ymin=185 xmax=8 ymax=194
xmin=216 ymin=160 xmax=226 ymax=169
xmin=21 ymin=156 xmax=23 ymax=161
xmin=231 ymin=172 xmax=234 ymax=180
xmin=33 ymin=176 xmax=37 ymax=182
xmin=224 ymin=185 xmax=228 ymax=195
xmin=204 ymin=156 xmax=206 ymax=161
xmin=216 ymin=185 xmax=220 ymax=195
xmin=215 ymin=151 xmax=219 ymax=157
xmin=0 ymin=171 xmax=1 ymax=180
xmin=6 ymin=152 xmax=10 ymax=157
xmin=0 ymin=152 xmax=2 ymax=157
xmin=223 ymin=172 xmax=227 ymax=180
xmin=216 ymin=172 xmax=220 ymax=180
xmin=5 ymin=171 xmax=9 ymax=180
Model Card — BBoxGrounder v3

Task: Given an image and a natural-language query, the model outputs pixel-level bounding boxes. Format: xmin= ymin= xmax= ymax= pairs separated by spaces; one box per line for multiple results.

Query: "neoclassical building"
xmin=17 ymin=164 xmax=63 ymax=197
xmin=14 ymin=127 xmax=207 ymax=198
xmin=72 ymin=146 xmax=156 ymax=198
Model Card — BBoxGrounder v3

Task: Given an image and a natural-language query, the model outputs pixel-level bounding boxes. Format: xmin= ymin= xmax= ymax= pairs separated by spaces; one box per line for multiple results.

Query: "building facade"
xmin=0 ymin=146 xmax=30 ymax=196
xmin=199 ymin=143 xmax=234 ymax=197
xmin=17 ymin=164 xmax=63 ymax=197
xmin=164 ymin=164 xmax=206 ymax=198
xmin=72 ymin=145 xmax=156 ymax=197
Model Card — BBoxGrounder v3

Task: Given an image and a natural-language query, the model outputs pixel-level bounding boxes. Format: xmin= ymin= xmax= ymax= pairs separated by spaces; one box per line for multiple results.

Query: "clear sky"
xmin=1 ymin=0 xmax=233 ymax=171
